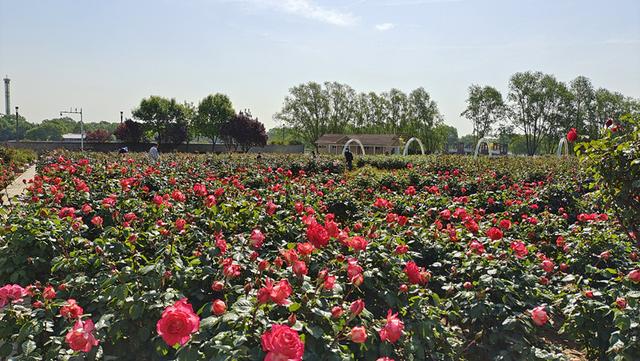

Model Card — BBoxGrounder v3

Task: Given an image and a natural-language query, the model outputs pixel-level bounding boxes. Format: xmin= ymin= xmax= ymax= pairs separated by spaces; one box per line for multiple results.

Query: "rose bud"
xmin=32 ymin=301 xmax=44 ymax=309
xmin=599 ymin=251 xmax=610 ymax=261
xmin=630 ymin=252 xmax=638 ymax=262
xmin=616 ymin=297 xmax=627 ymax=310
xmin=463 ymin=281 xmax=473 ymax=290
xmin=58 ymin=283 xmax=67 ymax=291
xmin=288 ymin=313 xmax=297 ymax=326
xmin=211 ymin=281 xmax=224 ymax=291
xmin=212 ymin=299 xmax=226 ymax=315
xmin=258 ymin=259 xmax=269 ymax=271
xmin=350 ymin=299 xmax=365 ymax=316
xmin=399 ymin=284 xmax=408 ymax=293
xmin=331 ymin=306 xmax=344 ymax=319
xmin=559 ymin=263 xmax=569 ymax=272
xmin=350 ymin=326 xmax=367 ymax=343
xmin=584 ymin=290 xmax=594 ymax=298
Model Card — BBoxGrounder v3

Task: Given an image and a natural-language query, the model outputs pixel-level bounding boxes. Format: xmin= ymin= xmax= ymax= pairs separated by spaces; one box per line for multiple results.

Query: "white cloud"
xmin=375 ymin=22 xmax=395 ymax=31
xmin=228 ymin=0 xmax=358 ymax=26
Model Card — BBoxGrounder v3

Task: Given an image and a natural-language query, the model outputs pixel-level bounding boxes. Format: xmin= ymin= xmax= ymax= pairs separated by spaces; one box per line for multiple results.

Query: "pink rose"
xmin=156 ymin=298 xmax=200 ymax=346
xmin=251 ymin=229 xmax=266 ymax=248
xmin=60 ymin=299 xmax=84 ymax=319
xmin=628 ymin=269 xmax=640 ymax=283
xmin=261 ymin=324 xmax=304 ymax=361
xmin=530 ymin=305 xmax=548 ymax=326
xmin=65 ymin=319 xmax=99 ymax=353
xmin=379 ymin=309 xmax=404 ymax=344
xmin=350 ymin=326 xmax=367 ymax=343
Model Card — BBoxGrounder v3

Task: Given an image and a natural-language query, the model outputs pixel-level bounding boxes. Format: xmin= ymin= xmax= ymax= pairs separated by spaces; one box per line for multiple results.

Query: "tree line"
xmin=461 ymin=71 xmax=639 ymax=155
xmin=274 ymin=82 xmax=450 ymax=152
xmin=0 ymin=94 xmax=269 ymax=152
xmin=276 ymin=75 xmax=638 ymax=155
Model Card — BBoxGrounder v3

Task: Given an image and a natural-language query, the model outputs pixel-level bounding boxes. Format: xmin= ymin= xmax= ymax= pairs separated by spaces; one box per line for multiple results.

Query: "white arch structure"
xmin=342 ymin=138 xmax=366 ymax=155
xmin=474 ymin=137 xmax=494 ymax=158
xmin=556 ymin=137 xmax=569 ymax=157
xmin=403 ymin=137 xmax=426 ymax=156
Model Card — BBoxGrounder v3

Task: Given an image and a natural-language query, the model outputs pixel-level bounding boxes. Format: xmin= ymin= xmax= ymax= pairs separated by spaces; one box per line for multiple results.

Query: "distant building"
xmin=447 ymin=141 xmax=508 ymax=155
xmin=62 ymin=133 xmax=86 ymax=142
xmin=315 ymin=134 xmax=401 ymax=155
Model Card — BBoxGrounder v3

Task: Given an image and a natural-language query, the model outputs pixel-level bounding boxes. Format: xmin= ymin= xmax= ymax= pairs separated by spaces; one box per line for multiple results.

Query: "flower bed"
xmin=0 ymin=147 xmax=37 ymax=190
xmin=0 ymin=152 xmax=638 ymax=360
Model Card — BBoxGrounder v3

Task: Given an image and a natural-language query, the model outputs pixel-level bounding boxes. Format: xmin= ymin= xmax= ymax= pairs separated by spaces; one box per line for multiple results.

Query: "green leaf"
xmin=22 ymin=340 xmax=36 ymax=355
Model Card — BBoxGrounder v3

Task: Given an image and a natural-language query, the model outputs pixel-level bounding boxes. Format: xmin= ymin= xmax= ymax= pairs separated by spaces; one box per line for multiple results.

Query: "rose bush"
xmin=0 ymin=152 xmax=638 ymax=360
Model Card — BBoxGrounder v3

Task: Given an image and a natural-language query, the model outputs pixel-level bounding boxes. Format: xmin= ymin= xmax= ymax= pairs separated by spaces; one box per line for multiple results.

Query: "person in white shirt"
xmin=149 ymin=143 xmax=159 ymax=162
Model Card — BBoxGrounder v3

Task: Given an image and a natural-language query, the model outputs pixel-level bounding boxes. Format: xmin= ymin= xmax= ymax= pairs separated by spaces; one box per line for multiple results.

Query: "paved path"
xmin=1 ymin=164 xmax=37 ymax=206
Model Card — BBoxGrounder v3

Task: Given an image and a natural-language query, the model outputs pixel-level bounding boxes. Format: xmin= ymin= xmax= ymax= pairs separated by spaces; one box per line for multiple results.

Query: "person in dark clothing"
xmin=344 ymin=149 xmax=354 ymax=170
xmin=118 ymin=147 xmax=129 ymax=154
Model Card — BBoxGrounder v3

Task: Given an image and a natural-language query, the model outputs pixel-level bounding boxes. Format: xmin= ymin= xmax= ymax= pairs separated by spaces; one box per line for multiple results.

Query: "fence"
xmin=2 ymin=141 xmax=304 ymax=154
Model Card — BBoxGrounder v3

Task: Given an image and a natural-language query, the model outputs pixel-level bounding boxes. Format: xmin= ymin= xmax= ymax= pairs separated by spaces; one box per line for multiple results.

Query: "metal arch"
xmin=342 ymin=138 xmax=366 ymax=155
xmin=473 ymin=137 xmax=494 ymax=158
xmin=556 ymin=137 xmax=569 ymax=157
xmin=403 ymin=137 xmax=425 ymax=156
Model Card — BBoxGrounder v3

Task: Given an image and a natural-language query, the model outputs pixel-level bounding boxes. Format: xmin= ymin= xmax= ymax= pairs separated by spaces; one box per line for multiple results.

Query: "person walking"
xmin=149 ymin=143 xmax=160 ymax=162
xmin=344 ymin=148 xmax=354 ymax=171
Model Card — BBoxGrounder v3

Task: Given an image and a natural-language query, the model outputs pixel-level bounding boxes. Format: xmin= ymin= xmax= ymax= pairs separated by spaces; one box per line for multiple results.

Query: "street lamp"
xmin=60 ymin=107 xmax=84 ymax=151
xmin=15 ymin=106 xmax=19 ymax=141
xmin=120 ymin=111 xmax=123 ymax=124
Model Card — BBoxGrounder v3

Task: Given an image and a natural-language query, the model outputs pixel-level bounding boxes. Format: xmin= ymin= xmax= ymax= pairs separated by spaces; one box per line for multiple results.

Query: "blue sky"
xmin=1 ymin=0 xmax=639 ymax=135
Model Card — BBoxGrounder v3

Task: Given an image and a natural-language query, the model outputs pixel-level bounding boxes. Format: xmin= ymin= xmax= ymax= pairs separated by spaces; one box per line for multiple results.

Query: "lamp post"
xmin=120 ymin=111 xmax=123 ymax=124
xmin=15 ymin=106 xmax=19 ymax=141
xmin=60 ymin=108 xmax=84 ymax=151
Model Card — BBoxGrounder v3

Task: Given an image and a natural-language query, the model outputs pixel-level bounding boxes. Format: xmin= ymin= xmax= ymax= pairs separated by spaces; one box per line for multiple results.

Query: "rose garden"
xmin=0 ymin=118 xmax=638 ymax=360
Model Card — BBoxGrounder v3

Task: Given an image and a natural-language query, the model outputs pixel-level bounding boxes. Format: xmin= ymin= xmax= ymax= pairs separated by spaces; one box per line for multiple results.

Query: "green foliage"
xmin=194 ymin=94 xmax=235 ymax=147
xmin=0 ymin=152 xmax=638 ymax=360
xmin=576 ymin=114 xmax=640 ymax=237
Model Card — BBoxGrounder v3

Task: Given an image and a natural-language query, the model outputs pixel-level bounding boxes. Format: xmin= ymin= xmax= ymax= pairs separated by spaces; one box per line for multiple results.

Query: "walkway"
xmin=1 ymin=164 xmax=37 ymax=206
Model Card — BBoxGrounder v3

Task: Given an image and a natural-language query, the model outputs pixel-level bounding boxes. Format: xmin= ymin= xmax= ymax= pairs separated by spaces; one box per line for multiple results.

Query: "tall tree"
xmin=461 ymin=85 xmax=505 ymax=140
xmin=323 ymin=82 xmax=357 ymax=133
xmin=114 ymin=119 xmax=144 ymax=144
xmin=274 ymin=82 xmax=330 ymax=150
xmin=569 ymin=76 xmax=596 ymax=137
xmin=194 ymin=94 xmax=235 ymax=149
xmin=220 ymin=112 xmax=268 ymax=152
xmin=132 ymin=96 xmax=189 ymax=145
xmin=507 ymin=71 xmax=560 ymax=156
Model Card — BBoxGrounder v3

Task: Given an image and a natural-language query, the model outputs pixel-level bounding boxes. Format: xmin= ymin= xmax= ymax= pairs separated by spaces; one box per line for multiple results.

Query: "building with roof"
xmin=315 ymin=134 xmax=402 ymax=155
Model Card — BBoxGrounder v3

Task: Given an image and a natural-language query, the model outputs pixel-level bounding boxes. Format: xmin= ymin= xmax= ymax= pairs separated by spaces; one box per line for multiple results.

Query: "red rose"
xmin=212 ymin=299 xmax=226 ymax=315
xmin=350 ymin=299 xmax=365 ymax=316
xmin=323 ymin=275 xmax=336 ymax=290
xmin=251 ymin=229 xmax=266 ymax=248
xmin=567 ymin=128 xmax=578 ymax=142
xmin=43 ymin=285 xmax=56 ymax=300
xmin=616 ymin=297 xmax=627 ymax=309
xmin=350 ymin=326 xmax=367 ymax=343
xmin=60 ymin=299 xmax=84 ymax=319
xmin=347 ymin=236 xmax=368 ymax=252
xmin=486 ymin=227 xmax=503 ymax=241
xmin=297 ymin=242 xmax=315 ymax=256
xmin=292 ymin=260 xmax=308 ymax=277
xmin=90 ymin=216 xmax=103 ymax=227
xmin=211 ymin=281 xmax=224 ymax=291
xmin=156 ymin=298 xmax=200 ymax=347
xmin=404 ymin=261 xmax=430 ymax=285
xmin=499 ymin=219 xmax=511 ymax=230
xmin=261 ymin=324 xmax=304 ymax=361
xmin=628 ymin=269 xmax=640 ymax=283
xmin=510 ymin=241 xmax=528 ymax=258
xmin=541 ymin=259 xmax=554 ymax=273
xmin=331 ymin=306 xmax=343 ymax=318
xmin=530 ymin=305 xmax=548 ymax=326
xmin=65 ymin=319 xmax=99 ymax=353
xmin=259 ymin=279 xmax=293 ymax=305
xmin=379 ymin=309 xmax=404 ymax=344
xmin=306 ymin=222 xmax=329 ymax=248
